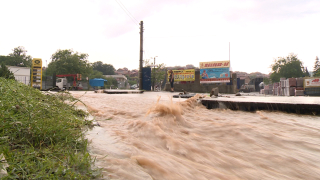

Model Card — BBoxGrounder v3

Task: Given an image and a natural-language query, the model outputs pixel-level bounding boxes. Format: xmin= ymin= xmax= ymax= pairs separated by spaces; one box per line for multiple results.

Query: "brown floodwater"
xmin=71 ymin=91 xmax=320 ymax=180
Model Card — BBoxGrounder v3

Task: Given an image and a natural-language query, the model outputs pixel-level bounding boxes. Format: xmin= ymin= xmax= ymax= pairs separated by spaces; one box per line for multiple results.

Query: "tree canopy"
xmin=0 ymin=47 xmax=32 ymax=67
xmin=269 ymin=54 xmax=306 ymax=83
xmin=92 ymin=61 xmax=115 ymax=75
xmin=104 ymin=77 xmax=118 ymax=89
xmin=144 ymin=59 xmax=167 ymax=90
xmin=0 ymin=56 xmax=14 ymax=65
xmin=46 ymin=49 xmax=92 ymax=77
xmin=313 ymin=56 xmax=320 ymax=77
xmin=0 ymin=63 xmax=15 ymax=79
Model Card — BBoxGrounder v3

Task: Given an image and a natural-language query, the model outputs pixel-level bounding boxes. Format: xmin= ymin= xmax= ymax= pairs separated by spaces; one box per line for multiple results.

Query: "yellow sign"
xmin=199 ymin=60 xmax=230 ymax=69
xmin=168 ymin=69 xmax=195 ymax=82
xmin=31 ymin=58 xmax=42 ymax=90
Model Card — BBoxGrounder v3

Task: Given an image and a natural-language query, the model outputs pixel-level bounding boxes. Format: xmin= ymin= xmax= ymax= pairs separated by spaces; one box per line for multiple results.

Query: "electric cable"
xmin=114 ymin=0 xmax=139 ymax=26
xmin=117 ymin=0 xmax=139 ymax=24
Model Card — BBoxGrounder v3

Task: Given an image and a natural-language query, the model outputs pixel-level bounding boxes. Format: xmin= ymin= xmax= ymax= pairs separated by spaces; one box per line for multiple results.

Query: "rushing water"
xmin=71 ymin=91 xmax=320 ymax=180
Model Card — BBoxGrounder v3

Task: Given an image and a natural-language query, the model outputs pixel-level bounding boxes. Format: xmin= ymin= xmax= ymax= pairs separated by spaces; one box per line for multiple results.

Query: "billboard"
xmin=305 ymin=78 xmax=320 ymax=87
xmin=31 ymin=58 xmax=42 ymax=89
xmin=199 ymin=60 xmax=230 ymax=83
xmin=167 ymin=69 xmax=195 ymax=82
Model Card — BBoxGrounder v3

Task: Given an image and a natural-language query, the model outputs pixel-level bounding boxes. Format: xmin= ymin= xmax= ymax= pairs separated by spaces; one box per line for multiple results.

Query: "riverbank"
xmin=0 ymin=78 xmax=101 ymax=179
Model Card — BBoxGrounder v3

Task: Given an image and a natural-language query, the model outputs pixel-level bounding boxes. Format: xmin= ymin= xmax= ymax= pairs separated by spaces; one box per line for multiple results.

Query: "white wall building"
xmin=8 ymin=66 xmax=30 ymax=85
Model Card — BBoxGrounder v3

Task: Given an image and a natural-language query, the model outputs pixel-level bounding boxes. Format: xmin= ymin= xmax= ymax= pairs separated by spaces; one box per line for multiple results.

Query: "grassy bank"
xmin=0 ymin=78 xmax=101 ymax=179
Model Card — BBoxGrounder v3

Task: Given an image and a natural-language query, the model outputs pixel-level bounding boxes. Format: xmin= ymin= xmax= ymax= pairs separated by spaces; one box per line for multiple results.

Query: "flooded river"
xmin=71 ymin=91 xmax=320 ymax=180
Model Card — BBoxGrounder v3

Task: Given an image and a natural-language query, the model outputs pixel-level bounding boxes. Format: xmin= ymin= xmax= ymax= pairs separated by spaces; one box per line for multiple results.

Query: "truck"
xmin=240 ymin=83 xmax=255 ymax=92
xmin=55 ymin=74 xmax=83 ymax=90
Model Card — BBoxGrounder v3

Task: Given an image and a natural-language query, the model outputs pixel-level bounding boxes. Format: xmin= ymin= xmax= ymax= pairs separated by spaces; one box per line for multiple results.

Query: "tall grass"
xmin=0 ymin=78 xmax=101 ymax=179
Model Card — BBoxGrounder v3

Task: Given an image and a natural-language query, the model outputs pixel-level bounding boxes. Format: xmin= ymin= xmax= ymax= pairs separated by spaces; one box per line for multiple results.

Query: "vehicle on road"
xmin=55 ymin=74 xmax=83 ymax=90
xmin=130 ymin=84 xmax=138 ymax=89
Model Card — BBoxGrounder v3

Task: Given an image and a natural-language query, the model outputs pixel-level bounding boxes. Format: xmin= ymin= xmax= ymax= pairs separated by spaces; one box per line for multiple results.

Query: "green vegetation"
xmin=144 ymin=59 xmax=166 ymax=90
xmin=313 ymin=56 xmax=320 ymax=77
xmin=43 ymin=50 xmax=118 ymax=82
xmin=45 ymin=49 xmax=92 ymax=78
xmin=104 ymin=77 xmax=118 ymax=89
xmin=92 ymin=61 xmax=115 ymax=75
xmin=263 ymin=77 xmax=271 ymax=85
xmin=0 ymin=56 xmax=14 ymax=66
xmin=0 ymin=46 xmax=32 ymax=67
xmin=0 ymin=63 xmax=15 ymax=79
xmin=128 ymin=80 xmax=137 ymax=86
xmin=0 ymin=78 xmax=101 ymax=179
xmin=88 ymin=70 xmax=105 ymax=80
xmin=269 ymin=54 xmax=307 ymax=83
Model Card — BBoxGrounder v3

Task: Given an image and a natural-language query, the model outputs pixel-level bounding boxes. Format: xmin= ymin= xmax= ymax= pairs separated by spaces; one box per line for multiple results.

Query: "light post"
xmin=152 ymin=56 xmax=157 ymax=91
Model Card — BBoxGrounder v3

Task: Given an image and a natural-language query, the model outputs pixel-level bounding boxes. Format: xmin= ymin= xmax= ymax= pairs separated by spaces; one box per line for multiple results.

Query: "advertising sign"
xmin=199 ymin=60 xmax=230 ymax=83
xmin=168 ymin=69 xmax=195 ymax=82
xmin=305 ymin=78 xmax=320 ymax=87
xmin=31 ymin=58 xmax=42 ymax=89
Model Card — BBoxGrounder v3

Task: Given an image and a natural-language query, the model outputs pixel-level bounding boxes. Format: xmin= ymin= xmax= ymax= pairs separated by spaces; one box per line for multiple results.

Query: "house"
xmin=115 ymin=68 xmax=129 ymax=75
xmin=129 ymin=69 xmax=139 ymax=77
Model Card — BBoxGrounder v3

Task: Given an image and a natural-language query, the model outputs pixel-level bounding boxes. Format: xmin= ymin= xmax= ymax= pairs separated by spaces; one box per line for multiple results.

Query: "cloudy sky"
xmin=1 ymin=0 xmax=319 ymax=74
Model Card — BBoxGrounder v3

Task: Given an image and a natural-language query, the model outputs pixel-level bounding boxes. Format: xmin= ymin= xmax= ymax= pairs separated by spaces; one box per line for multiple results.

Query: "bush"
xmin=0 ymin=78 xmax=101 ymax=179
xmin=0 ymin=63 xmax=15 ymax=79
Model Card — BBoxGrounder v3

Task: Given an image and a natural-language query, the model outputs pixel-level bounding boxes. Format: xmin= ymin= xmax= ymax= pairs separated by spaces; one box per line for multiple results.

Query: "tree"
xmin=263 ymin=77 xmax=271 ymax=85
xmin=144 ymin=59 xmax=167 ymax=90
xmin=0 ymin=63 xmax=15 ymax=79
xmin=313 ymin=56 xmax=320 ymax=77
xmin=7 ymin=46 xmax=32 ymax=67
xmin=0 ymin=56 xmax=14 ymax=65
xmin=46 ymin=49 xmax=92 ymax=77
xmin=88 ymin=70 xmax=105 ymax=79
xmin=128 ymin=80 xmax=136 ymax=86
xmin=269 ymin=54 xmax=305 ymax=83
xmin=92 ymin=61 xmax=115 ymax=75
xmin=304 ymin=67 xmax=310 ymax=77
xmin=104 ymin=77 xmax=118 ymax=89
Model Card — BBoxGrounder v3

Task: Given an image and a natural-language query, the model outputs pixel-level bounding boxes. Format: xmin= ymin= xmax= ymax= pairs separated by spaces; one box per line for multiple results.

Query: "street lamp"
xmin=151 ymin=56 xmax=158 ymax=91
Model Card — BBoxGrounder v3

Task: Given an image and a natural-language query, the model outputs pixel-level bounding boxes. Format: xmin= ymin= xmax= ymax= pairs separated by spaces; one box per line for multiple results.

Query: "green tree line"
xmin=1 ymin=47 xmax=120 ymax=88
xmin=265 ymin=53 xmax=319 ymax=84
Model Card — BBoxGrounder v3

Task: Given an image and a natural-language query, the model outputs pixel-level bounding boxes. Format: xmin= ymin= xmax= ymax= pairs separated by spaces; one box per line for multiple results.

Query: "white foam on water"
xmin=72 ymin=91 xmax=320 ymax=180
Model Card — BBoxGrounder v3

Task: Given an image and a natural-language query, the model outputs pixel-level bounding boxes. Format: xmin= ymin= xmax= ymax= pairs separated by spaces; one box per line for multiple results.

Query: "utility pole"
xmin=229 ymin=42 xmax=230 ymax=61
xmin=139 ymin=21 xmax=143 ymax=90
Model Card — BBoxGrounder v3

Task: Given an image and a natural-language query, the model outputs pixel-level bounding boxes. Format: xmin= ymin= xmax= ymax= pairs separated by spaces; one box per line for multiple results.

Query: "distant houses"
xmin=115 ymin=68 xmax=139 ymax=77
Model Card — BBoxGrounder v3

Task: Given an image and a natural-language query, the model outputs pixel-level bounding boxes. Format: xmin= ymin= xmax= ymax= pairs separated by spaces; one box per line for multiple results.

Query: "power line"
xmin=117 ymin=0 xmax=139 ymax=23
xmin=144 ymin=35 xmax=218 ymax=39
xmin=114 ymin=0 xmax=139 ymax=26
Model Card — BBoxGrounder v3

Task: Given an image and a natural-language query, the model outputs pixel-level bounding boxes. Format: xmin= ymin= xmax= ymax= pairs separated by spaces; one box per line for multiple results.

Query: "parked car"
xmin=130 ymin=84 xmax=138 ymax=89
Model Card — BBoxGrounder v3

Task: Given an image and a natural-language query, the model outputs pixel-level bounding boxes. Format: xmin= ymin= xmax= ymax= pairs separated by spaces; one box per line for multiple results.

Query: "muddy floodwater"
xmin=71 ymin=91 xmax=320 ymax=180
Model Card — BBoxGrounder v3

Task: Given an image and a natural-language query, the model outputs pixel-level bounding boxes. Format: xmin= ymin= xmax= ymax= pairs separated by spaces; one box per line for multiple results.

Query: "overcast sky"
xmin=1 ymin=0 xmax=319 ymax=74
